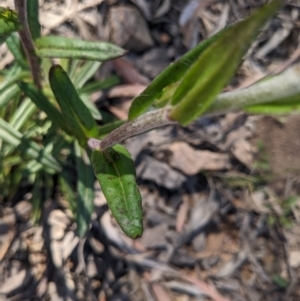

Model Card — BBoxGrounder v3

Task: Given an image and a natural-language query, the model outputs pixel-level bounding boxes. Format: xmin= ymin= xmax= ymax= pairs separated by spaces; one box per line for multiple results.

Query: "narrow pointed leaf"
xmin=170 ymin=0 xmax=283 ymax=125
xmin=0 ymin=70 xmax=29 ymax=91
xmin=6 ymin=33 xmax=28 ymax=68
xmin=79 ymin=76 xmax=120 ymax=94
xmin=245 ymin=103 xmax=300 ymax=115
xmin=35 ymin=36 xmax=126 ymax=61
xmin=73 ymin=61 xmax=101 ymax=88
xmin=18 ymin=81 xmax=73 ymax=135
xmin=128 ymin=26 xmax=232 ymax=120
xmin=80 ymin=93 xmax=102 ymax=121
xmin=59 ymin=172 xmax=76 ymax=214
xmin=49 ymin=65 xmax=98 ymax=146
xmin=75 ymin=142 xmax=95 ymax=238
xmin=0 ymin=84 xmax=20 ymax=109
xmin=0 ymin=118 xmax=61 ymax=172
xmin=26 ymin=0 xmax=40 ymax=40
xmin=9 ymin=97 xmax=36 ymax=130
xmin=98 ymin=120 xmax=125 ymax=138
xmin=91 ymin=144 xmax=143 ymax=239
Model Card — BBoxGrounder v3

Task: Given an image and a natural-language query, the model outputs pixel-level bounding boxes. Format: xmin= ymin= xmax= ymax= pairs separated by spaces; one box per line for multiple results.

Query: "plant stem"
xmin=88 ymin=64 xmax=300 ymax=151
xmin=205 ymin=64 xmax=300 ymax=115
xmin=14 ymin=0 xmax=41 ymax=89
xmin=88 ymin=108 xmax=175 ymax=151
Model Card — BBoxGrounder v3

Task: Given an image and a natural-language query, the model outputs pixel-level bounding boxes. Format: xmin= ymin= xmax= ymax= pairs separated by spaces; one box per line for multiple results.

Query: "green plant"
xmin=1 ymin=0 xmax=298 ymax=239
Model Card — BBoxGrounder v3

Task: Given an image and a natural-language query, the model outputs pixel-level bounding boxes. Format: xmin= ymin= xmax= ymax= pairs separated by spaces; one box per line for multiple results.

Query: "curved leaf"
xmin=35 ymin=36 xmax=126 ymax=61
xmin=49 ymin=65 xmax=98 ymax=146
xmin=26 ymin=0 xmax=40 ymax=40
xmin=0 ymin=118 xmax=61 ymax=172
xmin=18 ymin=81 xmax=73 ymax=135
xmin=128 ymin=26 xmax=231 ymax=120
xmin=91 ymin=144 xmax=143 ymax=239
xmin=75 ymin=142 xmax=94 ymax=238
xmin=6 ymin=33 xmax=28 ymax=68
xmin=245 ymin=103 xmax=300 ymax=115
xmin=9 ymin=97 xmax=36 ymax=130
xmin=0 ymin=84 xmax=20 ymax=109
xmin=170 ymin=0 xmax=283 ymax=125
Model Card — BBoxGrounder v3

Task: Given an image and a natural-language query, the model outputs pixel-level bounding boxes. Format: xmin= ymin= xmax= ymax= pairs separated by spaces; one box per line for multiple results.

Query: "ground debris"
xmin=1 ymin=1 xmax=300 ymax=300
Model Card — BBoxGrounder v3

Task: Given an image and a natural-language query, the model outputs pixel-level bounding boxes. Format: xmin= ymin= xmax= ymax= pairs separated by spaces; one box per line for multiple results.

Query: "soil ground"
xmin=1 ymin=1 xmax=300 ymax=301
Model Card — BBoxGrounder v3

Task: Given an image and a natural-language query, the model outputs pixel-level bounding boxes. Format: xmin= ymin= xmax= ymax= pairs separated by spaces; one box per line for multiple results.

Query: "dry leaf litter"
xmin=1 ymin=0 xmax=300 ymax=300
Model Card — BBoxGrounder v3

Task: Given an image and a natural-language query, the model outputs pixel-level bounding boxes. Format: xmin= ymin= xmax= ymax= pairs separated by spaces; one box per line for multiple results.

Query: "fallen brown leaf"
xmin=169 ymin=142 xmax=231 ymax=175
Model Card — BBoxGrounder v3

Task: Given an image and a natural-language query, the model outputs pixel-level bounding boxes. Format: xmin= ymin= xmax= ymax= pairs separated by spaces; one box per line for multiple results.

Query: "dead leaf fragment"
xmin=137 ymin=155 xmax=186 ymax=190
xmin=139 ymin=224 xmax=168 ymax=249
xmin=289 ymin=251 xmax=300 ymax=268
xmin=176 ymin=195 xmax=190 ymax=232
xmin=0 ymin=269 xmax=32 ymax=295
xmin=169 ymin=142 xmax=231 ymax=175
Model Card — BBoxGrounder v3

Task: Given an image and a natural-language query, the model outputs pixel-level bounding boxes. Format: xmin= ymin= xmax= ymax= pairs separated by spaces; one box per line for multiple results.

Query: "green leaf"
xmin=0 ymin=7 xmax=21 ymax=43
xmin=0 ymin=118 xmax=61 ymax=172
xmin=80 ymin=93 xmax=102 ymax=121
xmin=98 ymin=120 xmax=125 ymax=138
xmin=79 ymin=76 xmax=120 ymax=94
xmin=49 ymin=65 xmax=98 ymax=146
xmin=6 ymin=33 xmax=28 ymax=68
xmin=245 ymin=103 xmax=300 ymax=115
xmin=0 ymin=70 xmax=29 ymax=92
xmin=59 ymin=171 xmax=77 ymax=214
xmin=91 ymin=144 xmax=143 ymax=239
xmin=18 ymin=81 xmax=73 ymax=135
xmin=31 ymin=173 xmax=43 ymax=222
xmin=75 ymin=141 xmax=95 ymax=238
xmin=35 ymin=36 xmax=127 ymax=61
xmin=170 ymin=0 xmax=283 ymax=125
xmin=128 ymin=26 xmax=232 ymax=120
xmin=73 ymin=61 xmax=102 ymax=89
xmin=0 ymin=84 xmax=20 ymax=109
xmin=26 ymin=0 xmax=41 ymax=40
xmin=9 ymin=97 xmax=36 ymax=130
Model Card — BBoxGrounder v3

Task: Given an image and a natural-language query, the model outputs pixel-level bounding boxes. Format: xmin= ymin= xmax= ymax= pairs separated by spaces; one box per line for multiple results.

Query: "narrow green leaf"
xmin=35 ymin=36 xmax=127 ymax=61
xmin=79 ymin=76 xmax=120 ymax=94
xmin=80 ymin=93 xmax=102 ymax=121
xmin=49 ymin=65 xmax=99 ymax=146
xmin=68 ymin=59 xmax=80 ymax=80
xmin=98 ymin=120 xmax=125 ymax=138
xmin=0 ymin=118 xmax=61 ymax=172
xmin=128 ymin=26 xmax=232 ymax=120
xmin=245 ymin=103 xmax=300 ymax=115
xmin=18 ymin=81 xmax=73 ymax=135
xmin=31 ymin=173 xmax=42 ymax=222
xmin=6 ymin=33 xmax=28 ymax=68
xmin=0 ymin=70 xmax=29 ymax=91
xmin=0 ymin=7 xmax=21 ymax=42
xmin=75 ymin=141 xmax=94 ymax=238
xmin=9 ymin=97 xmax=36 ymax=130
xmin=170 ymin=0 xmax=283 ymax=125
xmin=0 ymin=84 xmax=20 ymax=109
xmin=73 ymin=61 xmax=101 ymax=89
xmin=91 ymin=144 xmax=143 ymax=239
xmin=26 ymin=0 xmax=41 ymax=40
xmin=59 ymin=171 xmax=77 ymax=214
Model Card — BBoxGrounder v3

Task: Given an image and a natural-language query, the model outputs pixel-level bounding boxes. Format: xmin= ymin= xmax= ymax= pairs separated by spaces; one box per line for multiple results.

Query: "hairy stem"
xmin=14 ymin=0 xmax=41 ymax=89
xmin=88 ymin=108 xmax=176 ymax=151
